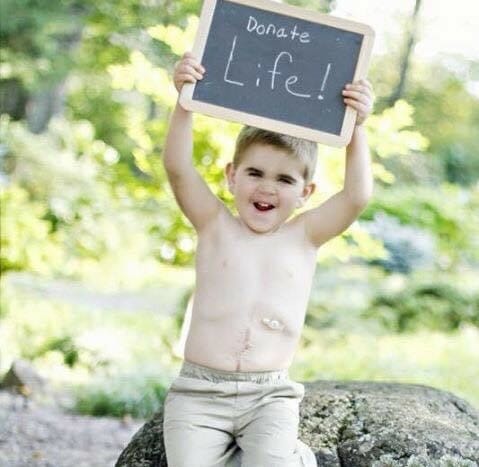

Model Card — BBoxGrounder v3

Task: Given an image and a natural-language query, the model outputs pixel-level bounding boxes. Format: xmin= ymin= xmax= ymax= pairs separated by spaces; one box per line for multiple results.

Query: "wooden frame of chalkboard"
xmin=180 ymin=0 xmax=374 ymax=146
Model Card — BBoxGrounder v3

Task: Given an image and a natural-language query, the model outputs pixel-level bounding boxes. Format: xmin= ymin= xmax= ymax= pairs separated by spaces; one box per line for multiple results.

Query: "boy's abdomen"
xmin=184 ymin=309 xmax=302 ymax=372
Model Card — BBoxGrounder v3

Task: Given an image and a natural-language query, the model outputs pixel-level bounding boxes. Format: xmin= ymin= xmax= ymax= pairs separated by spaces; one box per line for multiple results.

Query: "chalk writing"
xmin=224 ymin=36 xmax=244 ymax=86
xmin=224 ymin=36 xmax=332 ymax=101
xmin=246 ymin=16 xmax=310 ymax=43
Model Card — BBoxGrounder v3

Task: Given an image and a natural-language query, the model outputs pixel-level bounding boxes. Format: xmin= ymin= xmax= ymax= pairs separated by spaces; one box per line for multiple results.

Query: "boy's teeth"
xmin=254 ymin=202 xmax=274 ymax=211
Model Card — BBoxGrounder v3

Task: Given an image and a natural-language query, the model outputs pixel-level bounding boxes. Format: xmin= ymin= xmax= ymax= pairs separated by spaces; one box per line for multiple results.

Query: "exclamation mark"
xmin=318 ymin=63 xmax=331 ymax=100
xmin=256 ymin=63 xmax=261 ymax=87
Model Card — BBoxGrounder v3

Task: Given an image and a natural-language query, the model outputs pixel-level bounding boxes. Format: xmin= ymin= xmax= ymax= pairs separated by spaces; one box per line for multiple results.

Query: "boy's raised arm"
xmin=303 ymin=80 xmax=374 ymax=247
xmin=163 ymin=53 xmax=223 ymax=232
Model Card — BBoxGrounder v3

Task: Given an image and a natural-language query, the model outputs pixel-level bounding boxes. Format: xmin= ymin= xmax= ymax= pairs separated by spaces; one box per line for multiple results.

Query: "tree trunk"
xmin=25 ymin=26 xmax=83 ymax=134
xmin=387 ymin=0 xmax=423 ymax=106
xmin=0 ymin=79 xmax=28 ymax=120
xmin=26 ymin=82 xmax=67 ymax=134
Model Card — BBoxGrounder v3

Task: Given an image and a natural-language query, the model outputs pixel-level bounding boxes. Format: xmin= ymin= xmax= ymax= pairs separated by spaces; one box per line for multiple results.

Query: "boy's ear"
xmin=297 ymin=182 xmax=315 ymax=208
xmin=225 ymin=162 xmax=236 ymax=193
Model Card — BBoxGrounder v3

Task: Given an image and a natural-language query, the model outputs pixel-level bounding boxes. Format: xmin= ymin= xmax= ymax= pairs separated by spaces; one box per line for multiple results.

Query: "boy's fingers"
xmin=355 ymin=79 xmax=372 ymax=89
xmin=344 ymin=99 xmax=369 ymax=115
xmin=183 ymin=57 xmax=202 ymax=68
xmin=181 ymin=53 xmax=205 ymax=71
xmin=176 ymin=73 xmax=197 ymax=84
xmin=346 ymin=83 xmax=372 ymax=96
xmin=342 ymin=89 xmax=370 ymax=105
xmin=177 ymin=64 xmax=203 ymax=80
xmin=178 ymin=58 xmax=205 ymax=74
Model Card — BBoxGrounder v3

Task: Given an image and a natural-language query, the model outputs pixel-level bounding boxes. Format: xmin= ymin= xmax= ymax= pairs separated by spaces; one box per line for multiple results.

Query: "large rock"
xmin=116 ymin=381 xmax=479 ymax=467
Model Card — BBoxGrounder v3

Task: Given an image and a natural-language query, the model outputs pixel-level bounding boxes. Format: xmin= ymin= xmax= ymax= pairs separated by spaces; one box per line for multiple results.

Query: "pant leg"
xmin=163 ymin=376 xmax=238 ymax=467
xmin=235 ymin=380 xmax=317 ymax=467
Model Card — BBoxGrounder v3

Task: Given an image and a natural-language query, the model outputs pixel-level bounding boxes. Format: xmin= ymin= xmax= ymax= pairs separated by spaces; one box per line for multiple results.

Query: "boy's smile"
xmin=226 ymin=144 xmax=314 ymax=234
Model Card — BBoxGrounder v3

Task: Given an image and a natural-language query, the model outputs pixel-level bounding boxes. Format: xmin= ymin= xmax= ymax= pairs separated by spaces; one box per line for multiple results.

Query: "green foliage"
xmin=0 ymin=282 xmax=111 ymax=371
xmin=370 ymin=48 xmax=479 ymax=186
xmin=46 ymin=336 xmax=80 ymax=368
xmin=32 ymin=334 xmax=106 ymax=371
xmin=364 ymin=185 xmax=479 ymax=267
xmin=0 ymin=0 xmax=83 ymax=87
xmin=364 ymin=213 xmax=436 ymax=273
xmin=74 ymin=375 xmax=168 ymax=418
xmin=367 ymin=100 xmax=429 ymax=161
xmin=407 ymin=64 xmax=479 ymax=186
xmin=0 ymin=277 xmax=183 ymax=397
xmin=0 ymin=184 xmax=63 ymax=273
xmin=1 ymin=116 xmax=174 ymax=286
xmin=364 ymin=282 xmax=479 ymax=333
xmin=0 ymin=277 xmax=181 ymax=418
xmin=294 ymin=321 xmax=479 ymax=408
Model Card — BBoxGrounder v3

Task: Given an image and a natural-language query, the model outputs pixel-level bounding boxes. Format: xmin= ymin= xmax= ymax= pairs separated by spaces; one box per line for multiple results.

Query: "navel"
xmin=261 ymin=317 xmax=285 ymax=331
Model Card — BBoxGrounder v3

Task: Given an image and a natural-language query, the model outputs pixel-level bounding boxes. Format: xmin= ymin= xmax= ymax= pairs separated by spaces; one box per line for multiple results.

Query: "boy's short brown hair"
xmin=233 ymin=126 xmax=318 ymax=183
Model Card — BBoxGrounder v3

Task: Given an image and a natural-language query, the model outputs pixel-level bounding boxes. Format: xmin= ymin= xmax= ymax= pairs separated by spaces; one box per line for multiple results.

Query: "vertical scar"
xmin=235 ymin=328 xmax=252 ymax=371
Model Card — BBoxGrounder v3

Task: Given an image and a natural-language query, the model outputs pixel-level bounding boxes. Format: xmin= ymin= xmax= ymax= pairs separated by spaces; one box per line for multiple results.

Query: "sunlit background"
xmin=1 ymin=0 xmax=478 ymax=420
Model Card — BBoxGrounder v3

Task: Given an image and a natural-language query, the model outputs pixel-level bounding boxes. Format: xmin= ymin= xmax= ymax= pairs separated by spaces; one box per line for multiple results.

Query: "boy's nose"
xmin=258 ymin=181 xmax=276 ymax=194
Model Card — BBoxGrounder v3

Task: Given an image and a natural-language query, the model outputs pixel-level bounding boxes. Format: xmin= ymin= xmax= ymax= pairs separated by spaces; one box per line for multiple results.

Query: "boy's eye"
xmin=248 ymin=172 xmax=261 ymax=177
xmin=279 ymin=178 xmax=293 ymax=184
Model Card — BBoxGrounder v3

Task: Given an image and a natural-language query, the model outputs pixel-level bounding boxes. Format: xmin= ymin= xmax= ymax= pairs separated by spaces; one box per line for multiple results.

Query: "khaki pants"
xmin=163 ymin=361 xmax=317 ymax=467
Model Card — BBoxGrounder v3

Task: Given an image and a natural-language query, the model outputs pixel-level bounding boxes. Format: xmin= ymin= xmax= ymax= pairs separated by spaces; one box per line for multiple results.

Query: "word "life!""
xmin=224 ymin=36 xmax=332 ymax=101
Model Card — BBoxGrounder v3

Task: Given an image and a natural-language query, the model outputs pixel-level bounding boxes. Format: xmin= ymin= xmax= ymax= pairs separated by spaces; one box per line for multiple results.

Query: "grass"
xmin=292 ymin=325 xmax=479 ymax=408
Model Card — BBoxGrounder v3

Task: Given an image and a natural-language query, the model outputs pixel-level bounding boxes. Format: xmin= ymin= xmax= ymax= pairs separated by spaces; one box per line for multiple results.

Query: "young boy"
xmin=162 ymin=52 xmax=374 ymax=466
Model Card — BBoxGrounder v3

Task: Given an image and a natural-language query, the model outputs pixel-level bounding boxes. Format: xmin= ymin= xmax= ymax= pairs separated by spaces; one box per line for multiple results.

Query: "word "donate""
xmin=246 ymin=16 xmax=311 ymax=43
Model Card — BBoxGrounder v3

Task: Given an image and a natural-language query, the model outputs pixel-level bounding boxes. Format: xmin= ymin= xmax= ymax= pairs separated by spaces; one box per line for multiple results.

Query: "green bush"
xmin=363 ymin=213 xmax=435 ymax=273
xmin=364 ymin=282 xmax=479 ymax=333
xmin=364 ymin=184 xmax=479 ymax=267
xmin=0 ymin=185 xmax=64 ymax=274
xmin=74 ymin=376 xmax=169 ymax=418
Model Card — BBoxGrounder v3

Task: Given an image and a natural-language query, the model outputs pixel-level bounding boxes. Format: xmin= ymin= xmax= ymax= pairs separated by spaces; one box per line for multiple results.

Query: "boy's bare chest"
xmin=196 ymin=215 xmax=316 ymax=297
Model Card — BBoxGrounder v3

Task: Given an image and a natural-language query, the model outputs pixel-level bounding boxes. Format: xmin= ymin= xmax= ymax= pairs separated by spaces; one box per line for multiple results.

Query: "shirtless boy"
xmin=162 ymin=52 xmax=374 ymax=466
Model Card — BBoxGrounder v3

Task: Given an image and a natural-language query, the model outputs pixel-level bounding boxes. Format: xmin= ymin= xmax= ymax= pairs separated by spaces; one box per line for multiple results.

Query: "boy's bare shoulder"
xmin=196 ymin=204 xmax=234 ymax=239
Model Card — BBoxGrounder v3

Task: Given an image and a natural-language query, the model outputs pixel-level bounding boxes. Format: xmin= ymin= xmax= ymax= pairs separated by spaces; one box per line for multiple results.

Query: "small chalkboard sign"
xmin=180 ymin=0 xmax=374 ymax=146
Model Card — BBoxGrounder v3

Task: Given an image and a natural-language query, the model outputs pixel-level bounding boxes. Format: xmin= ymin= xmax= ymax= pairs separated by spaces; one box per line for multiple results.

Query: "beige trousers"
xmin=163 ymin=361 xmax=317 ymax=467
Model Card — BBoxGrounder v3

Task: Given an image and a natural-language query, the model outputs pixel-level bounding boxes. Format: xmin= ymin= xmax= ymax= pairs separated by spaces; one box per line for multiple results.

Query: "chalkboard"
xmin=180 ymin=0 xmax=374 ymax=146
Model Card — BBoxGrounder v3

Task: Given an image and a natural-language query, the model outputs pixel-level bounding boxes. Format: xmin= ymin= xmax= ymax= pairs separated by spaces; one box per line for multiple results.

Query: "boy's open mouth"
xmin=253 ymin=202 xmax=275 ymax=211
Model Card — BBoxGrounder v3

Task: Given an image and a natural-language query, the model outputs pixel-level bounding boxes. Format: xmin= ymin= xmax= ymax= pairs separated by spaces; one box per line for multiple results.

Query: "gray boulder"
xmin=116 ymin=381 xmax=479 ymax=467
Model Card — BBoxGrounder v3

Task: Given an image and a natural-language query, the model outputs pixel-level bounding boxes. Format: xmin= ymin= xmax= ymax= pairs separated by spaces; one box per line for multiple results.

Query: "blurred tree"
xmin=0 ymin=0 xmax=86 ymax=130
xmin=386 ymin=0 xmax=423 ymax=106
xmin=0 ymin=0 xmax=200 ymax=132
xmin=407 ymin=64 xmax=479 ymax=185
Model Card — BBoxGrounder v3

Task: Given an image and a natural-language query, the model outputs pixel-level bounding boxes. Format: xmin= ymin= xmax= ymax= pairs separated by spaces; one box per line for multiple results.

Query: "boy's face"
xmin=226 ymin=144 xmax=315 ymax=234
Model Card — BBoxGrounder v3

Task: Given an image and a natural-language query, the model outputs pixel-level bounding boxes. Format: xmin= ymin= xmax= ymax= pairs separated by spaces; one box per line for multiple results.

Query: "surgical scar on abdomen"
xmin=235 ymin=327 xmax=253 ymax=371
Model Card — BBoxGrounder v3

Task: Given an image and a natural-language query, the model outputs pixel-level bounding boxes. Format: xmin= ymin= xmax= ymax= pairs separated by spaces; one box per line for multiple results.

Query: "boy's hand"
xmin=173 ymin=52 xmax=205 ymax=93
xmin=342 ymin=79 xmax=374 ymax=126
